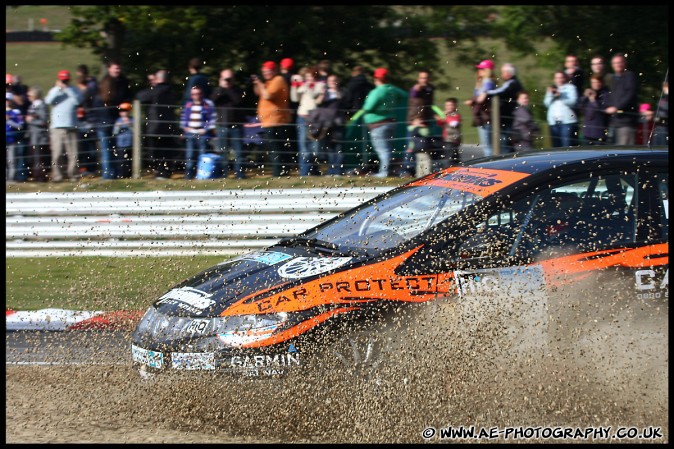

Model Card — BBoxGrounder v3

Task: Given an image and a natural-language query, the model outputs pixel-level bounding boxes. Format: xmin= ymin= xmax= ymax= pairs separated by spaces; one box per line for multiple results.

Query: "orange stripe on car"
xmin=240 ymin=306 xmax=359 ymax=348
xmin=409 ymin=167 xmax=530 ymax=197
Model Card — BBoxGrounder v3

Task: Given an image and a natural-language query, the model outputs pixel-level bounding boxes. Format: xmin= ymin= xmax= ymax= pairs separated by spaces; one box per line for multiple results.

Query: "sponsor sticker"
xmin=132 ymin=344 xmax=164 ymax=369
xmin=171 ymin=352 xmax=216 ymax=370
xmin=238 ymin=251 xmax=293 ymax=266
xmin=277 ymin=257 xmax=352 ymax=279
xmin=157 ymin=287 xmax=215 ymax=312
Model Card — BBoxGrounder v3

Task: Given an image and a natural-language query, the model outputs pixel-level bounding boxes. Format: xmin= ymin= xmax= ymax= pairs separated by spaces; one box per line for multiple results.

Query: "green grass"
xmin=6 ymin=42 xmax=101 ymax=96
xmin=5 ymin=173 xmax=407 ymax=193
xmin=6 ymin=256 xmax=227 ymax=311
xmin=5 ymin=5 xmax=77 ymax=32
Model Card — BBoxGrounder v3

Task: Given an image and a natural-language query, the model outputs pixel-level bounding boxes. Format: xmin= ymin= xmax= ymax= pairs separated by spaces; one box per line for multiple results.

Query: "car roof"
xmin=464 ymin=146 xmax=669 ymax=175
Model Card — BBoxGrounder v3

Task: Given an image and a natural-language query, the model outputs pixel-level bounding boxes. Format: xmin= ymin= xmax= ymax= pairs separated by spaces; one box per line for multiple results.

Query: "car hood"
xmin=152 ymin=246 xmax=370 ymax=318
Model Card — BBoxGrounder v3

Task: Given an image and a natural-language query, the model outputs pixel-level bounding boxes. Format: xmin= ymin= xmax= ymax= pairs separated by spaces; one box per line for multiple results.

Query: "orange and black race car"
xmin=131 ymin=147 xmax=668 ymax=376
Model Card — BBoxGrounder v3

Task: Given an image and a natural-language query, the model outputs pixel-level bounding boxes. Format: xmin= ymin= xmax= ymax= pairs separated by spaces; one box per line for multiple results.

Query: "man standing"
xmin=479 ymin=63 xmax=524 ymax=154
xmin=136 ymin=69 xmax=179 ymax=179
xmin=604 ymin=53 xmax=639 ymax=145
xmin=91 ymin=60 xmax=133 ymax=179
xmin=45 ymin=70 xmax=82 ymax=182
xmin=183 ymin=57 xmax=211 ymax=104
xmin=252 ymin=60 xmax=292 ymax=177
xmin=211 ymin=68 xmax=246 ymax=178
xmin=362 ymin=67 xmax=408 ymax=178
xmin=180 ymin=85 xmax=216 ymax=179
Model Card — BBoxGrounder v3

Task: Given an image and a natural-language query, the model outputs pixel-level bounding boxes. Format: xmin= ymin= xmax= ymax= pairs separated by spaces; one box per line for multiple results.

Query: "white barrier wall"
xmin=6 ymin=188 xmax=390 ymax=257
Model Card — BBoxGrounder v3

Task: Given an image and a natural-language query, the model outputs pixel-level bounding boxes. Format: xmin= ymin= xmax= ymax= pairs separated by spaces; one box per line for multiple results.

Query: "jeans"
xmin=296 ymin=116 xmax=319 ymax=176
xmin=184 ymin=132 xmax=210 ymax=179
xmin=477 ymin=124 xmax=492 ymax=157
xmin=263 ymin=126 xmax=291 ymax=177
xmin=216 ymin=124 xmax=245 ymax=178
xmin=319 ymin=127 xmax=344 ymax=175
xmin=652 ymin=126 xmax=668 ymax=146
xmin=369 ymin=122 xmax=396 ymax=177
xmin=549 ymin=122 xmax=576 ymax=148
xmin=96 ymin=124 xmax=122 ymax=179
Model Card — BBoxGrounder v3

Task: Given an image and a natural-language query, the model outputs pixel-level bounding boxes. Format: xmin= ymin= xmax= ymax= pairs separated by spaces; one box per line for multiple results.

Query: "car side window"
xmin=454 ymin=172 xmax=638 ymax=266
xmin=517 ymin=173 xmax=637 ymax=261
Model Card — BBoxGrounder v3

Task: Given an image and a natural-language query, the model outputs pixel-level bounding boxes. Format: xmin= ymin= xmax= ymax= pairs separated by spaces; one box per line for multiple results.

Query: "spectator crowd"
xmin=6 ymin=52 xmax=669 ymax=183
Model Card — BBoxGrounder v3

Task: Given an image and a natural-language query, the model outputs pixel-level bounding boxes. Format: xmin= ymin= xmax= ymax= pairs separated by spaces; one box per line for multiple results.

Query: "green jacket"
xmin=362 ymin=83 xmax=408 ymax=125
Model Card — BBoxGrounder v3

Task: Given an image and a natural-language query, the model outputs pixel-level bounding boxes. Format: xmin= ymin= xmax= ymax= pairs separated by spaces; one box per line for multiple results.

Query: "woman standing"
xmin=464 ymin=60 xmax=496 ymax=157
xmin=544 ymin=71 xmax=579 ymax=147
xmin=290 ymin=66 xmax=326 ymax=176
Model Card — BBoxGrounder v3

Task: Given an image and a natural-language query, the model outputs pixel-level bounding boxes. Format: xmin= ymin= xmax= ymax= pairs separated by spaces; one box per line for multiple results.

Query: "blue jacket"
xmin=113 ymin=117 xmax=134 ymax=148
xmin=544 ymin=84 xmax=578 ymax=125
xmin=6 ymin=107 xmax=24 ymax=144
xmin=45 ymin=85 xmax=81 ymax=129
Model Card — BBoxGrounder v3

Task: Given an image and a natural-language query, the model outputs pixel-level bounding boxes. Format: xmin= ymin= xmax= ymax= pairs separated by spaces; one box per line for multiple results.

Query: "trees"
xmin=496 ymin=5 xmax=669 ymax=102
xmin=57 ymin=6 xmax=441 ymax=90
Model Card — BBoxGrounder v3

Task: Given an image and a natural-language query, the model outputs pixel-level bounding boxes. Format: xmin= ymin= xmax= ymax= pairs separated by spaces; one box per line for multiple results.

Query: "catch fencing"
xmin=6 ymin=187 xmax=390 ymax=257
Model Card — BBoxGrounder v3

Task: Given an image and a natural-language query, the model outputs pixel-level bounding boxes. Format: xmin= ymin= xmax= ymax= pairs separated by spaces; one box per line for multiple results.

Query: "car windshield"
xmin=302 ymin=184 xmax=479 ymax=252
xmin=302 ymin=167 xmax=530 ymax=252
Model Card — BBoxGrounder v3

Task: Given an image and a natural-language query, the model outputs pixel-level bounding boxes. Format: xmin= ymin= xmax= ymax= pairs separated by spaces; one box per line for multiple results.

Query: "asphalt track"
xmin=5 ymin=330 xmax=131 ymax=366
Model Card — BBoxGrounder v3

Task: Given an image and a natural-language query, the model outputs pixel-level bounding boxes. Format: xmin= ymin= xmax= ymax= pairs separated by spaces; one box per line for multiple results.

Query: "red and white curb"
xmin=6 ymin=309 xmax=143 ymax=331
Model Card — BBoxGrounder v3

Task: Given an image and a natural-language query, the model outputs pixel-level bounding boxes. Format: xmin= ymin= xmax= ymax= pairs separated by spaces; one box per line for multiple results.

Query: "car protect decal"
xmin=409 ymin=167 xmax=530 ymax=197
xmin=222 ymin=246 xmax=431 ymax=316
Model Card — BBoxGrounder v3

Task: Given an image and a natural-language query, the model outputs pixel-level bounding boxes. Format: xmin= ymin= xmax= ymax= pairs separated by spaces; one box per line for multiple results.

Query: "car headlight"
xmin=214 ymin=312 xmax=289 ymax=347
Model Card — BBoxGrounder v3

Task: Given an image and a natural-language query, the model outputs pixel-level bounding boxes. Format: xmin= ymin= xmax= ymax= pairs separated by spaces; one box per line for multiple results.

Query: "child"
xmin=400 ymin=113 xmax=433 ymax=177
xmin=112 ymin=102 xmax=133 ymax=178
xmin=439 ymin=97 xmax=462 ymax=166
xmin=511 ymin=91 xmax=540 ymax=151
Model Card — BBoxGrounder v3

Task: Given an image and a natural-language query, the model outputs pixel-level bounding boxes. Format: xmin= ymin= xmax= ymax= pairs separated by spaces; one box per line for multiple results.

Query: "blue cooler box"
xmin=196 ymin=153 xmax=225 ymax=179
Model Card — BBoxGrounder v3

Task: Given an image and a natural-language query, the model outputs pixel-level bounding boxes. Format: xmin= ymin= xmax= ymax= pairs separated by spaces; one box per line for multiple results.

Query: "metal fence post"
xmin=132 ymin=99 xmax=142 ymax=179
xmin=491 ymin=95 xmax=500 ymax=155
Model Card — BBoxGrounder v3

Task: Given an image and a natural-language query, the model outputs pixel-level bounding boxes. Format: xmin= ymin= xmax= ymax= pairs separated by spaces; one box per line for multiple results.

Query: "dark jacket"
xmin=407 ymin=84 xmax=435 ymax=123
xmin=511 ymin=105 xmax=540 ymax=149
xmin=578 ymin=87 xmax=609 ymax=140
xmin=210 ymin=85 xmax=245 ymax=126
xmin=342 ymin=74 xmax=374 ymax=115
xmin=606 ymin=70 xmax=639 ymax=127
xmin=486 ymin=76 xmax=524 ymax=128
xmin=91 ymin=74 xmax=133 ymax=126
xmin=183 ymin=72 xmax=211 ymax=104
xmin=135 ymin=82 xmax=178 ymax=135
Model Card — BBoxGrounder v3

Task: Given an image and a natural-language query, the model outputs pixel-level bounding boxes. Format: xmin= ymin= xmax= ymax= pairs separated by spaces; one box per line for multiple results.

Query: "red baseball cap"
xmin=475 ymin=60 xmax=495 ymax=70
xmin=6 ymin=73 xmax=13 ymax=84
xmin=280 ymin=58 xmax=294 ymax=69
xmin=261 ymin=61 xmax=277 ymax=71
xmin=57 ymin=70 xmax=71 ymax=80
xmin=373 ymin=67 xmax=388 ymax=80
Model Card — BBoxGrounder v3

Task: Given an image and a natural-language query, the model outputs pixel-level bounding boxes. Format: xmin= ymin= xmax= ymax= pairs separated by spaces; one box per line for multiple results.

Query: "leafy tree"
xmin=57 ymin=5 xmax=443 ymax=94
xmin=495 ymin=5 xmax=669 ymax=102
